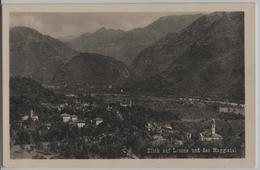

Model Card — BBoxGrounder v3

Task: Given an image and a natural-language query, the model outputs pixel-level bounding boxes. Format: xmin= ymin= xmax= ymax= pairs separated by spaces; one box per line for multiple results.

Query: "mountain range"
xmin=10 ymin=12 xmax=245 ymax=100
xmin=67 ymin=14 xmax=202 ymax=65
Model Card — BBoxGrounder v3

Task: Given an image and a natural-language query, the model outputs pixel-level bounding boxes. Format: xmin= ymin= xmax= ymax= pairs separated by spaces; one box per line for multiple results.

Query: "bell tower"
xmin=30 ymin=109 xmax=34 ymax=118
xmin=211 ymin=119 xmax=216 ymax=135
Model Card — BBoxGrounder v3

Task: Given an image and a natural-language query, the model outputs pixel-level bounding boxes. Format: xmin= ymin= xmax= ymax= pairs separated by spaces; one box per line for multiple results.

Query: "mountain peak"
xmin=95 ymin=27 xmax=107 ymax=33
xmin=11 ymin=26 xmax=39 ymax=32
xmin=146 ymin=14 xmax=203 ymax=33
xmin=95 ymin=27 xmax=124 ymax=34
xmin=10 ymin=26 xmax=43 ymax=38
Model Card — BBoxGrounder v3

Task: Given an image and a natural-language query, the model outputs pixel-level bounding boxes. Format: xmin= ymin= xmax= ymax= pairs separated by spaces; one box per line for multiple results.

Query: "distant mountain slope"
xmin=67 ymin=14 xmax=202 ymax=65
xmin=130 ymin=12 xmax=244 ymax=100
xmin=53 ymin=52 xmax=131 ymax=87
xmin=10 ymin=26 xmax=78 ymax=84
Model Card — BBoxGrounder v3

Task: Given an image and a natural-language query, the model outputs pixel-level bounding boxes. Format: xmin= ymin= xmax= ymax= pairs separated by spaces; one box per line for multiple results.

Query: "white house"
xmin=83 ymin=102 xmax=91 ymax=107
xmin=120 ymin=99 xmax=133 ymax=107
xmin=30 ymin=110 xmax=39 ymax=121
xmin=106 ymin=105 xmax=113 ymax=112
xmin=95 ymin=117 xmax=103 ymax=126
xmin=43 ymin=123 xmax=52 ymax=130
xmin=173 ymin=139 xmax=184 ymax=146
xmin=60 ymin=113 xmax=71 ymax=123
xmin=145 ymin=122 xmax=153 ymax=131
xmin=162 ymin=123 xmax=173 ymax=133
xmin=77 ymin=121 xmax=86 ymax=128
xmin=164 ymin=124 xmax=173 ymax=130
xmin=66 ymin=94 xmax=77 ymax=98
xmin=21 ymin=115 xmax=29 ymax=121
xmin=71 ymin=115 xmax=78 ymax=122
xmin=145 ymin=122 xmax=162 ymax=133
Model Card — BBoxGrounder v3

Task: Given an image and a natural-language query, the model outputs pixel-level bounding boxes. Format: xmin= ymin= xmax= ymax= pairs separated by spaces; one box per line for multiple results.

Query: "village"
xmin=10 ymin=92 xmax=245 ymax=159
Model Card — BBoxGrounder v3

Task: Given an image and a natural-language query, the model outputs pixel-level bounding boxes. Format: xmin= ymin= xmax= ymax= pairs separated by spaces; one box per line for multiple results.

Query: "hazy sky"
xmin=10 ymin=12 xmax=199 ymax=39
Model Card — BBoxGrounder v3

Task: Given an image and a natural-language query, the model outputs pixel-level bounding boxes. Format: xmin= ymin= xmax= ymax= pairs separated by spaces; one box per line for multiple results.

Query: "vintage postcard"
xmin=2 ymin=3 xmax=256 ymax=168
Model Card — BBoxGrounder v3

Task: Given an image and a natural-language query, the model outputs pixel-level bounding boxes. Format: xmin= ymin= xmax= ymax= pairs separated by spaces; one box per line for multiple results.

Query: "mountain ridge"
xmin=129 ymin=12 xmax=244 ymax=100
xmin=53 ymin=52 xmax=131 ymax=87
xmin=67 ymin=14 xmax=203 ymax=65
xmin=10 ymin=26 xmax=78 ymax=84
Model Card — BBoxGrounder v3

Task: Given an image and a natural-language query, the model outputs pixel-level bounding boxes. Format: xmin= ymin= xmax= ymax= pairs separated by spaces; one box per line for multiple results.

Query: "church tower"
xmin=211 ymin=119 xmax=216 ymax=135
xmin=30 ymin=109 xmax=34 ymax=118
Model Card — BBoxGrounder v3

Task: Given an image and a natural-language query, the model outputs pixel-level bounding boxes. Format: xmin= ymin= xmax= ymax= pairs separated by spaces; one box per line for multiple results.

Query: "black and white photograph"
xmin=2 ymin=4 xmax=256 ymax=167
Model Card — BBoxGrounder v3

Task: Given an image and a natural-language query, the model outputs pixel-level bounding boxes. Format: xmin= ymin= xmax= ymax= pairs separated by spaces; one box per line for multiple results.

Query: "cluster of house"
xmin=17 ymin=96 xmax=132 ymax=130
xmin=60 ymin=113 xmax=103 ymax=128
xmin=56 ymin=100 xmax=100 ymax=113
xmin=145 ymin=118 xmax=223 ymax=146
xmin=15 ymin=110 xmax=40 ymax=129
xmin=95 ymin=93 xmax=133 ymax=107
xmin=151 ymin=134 xmax=185 ymax=147
xmin=21 ymin=110 xmax=39 ymax=122
xmin=42 ymin=100 xmax=98 ymax=114
xmin=219 ymin=105 xmax=244 ymax=115
xmin=145 ymin=122 xmax=192 ymax=147
xmin=179 ymin=97 xmax=245 ymax=114
xmin=145 ymin=122 xmax=175 ymax=134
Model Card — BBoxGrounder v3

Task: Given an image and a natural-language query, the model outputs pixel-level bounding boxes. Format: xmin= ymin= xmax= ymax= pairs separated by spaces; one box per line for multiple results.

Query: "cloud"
xmin=11 ymin=14 xmax=44 ymax=30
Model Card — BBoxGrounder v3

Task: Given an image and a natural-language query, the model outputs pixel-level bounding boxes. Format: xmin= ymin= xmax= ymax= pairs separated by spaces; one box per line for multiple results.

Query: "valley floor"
xmin=10 ymin=90 xmax=245 ymax=159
